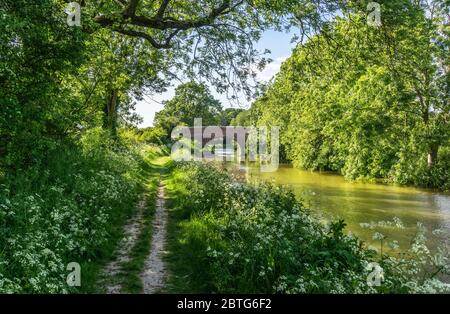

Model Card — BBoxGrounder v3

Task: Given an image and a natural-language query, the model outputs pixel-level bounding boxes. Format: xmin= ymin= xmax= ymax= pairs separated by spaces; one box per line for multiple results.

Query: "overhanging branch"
xmin=114 ymin=27 xmax=180 ymax=49
xmin=125 ymin=0 xmax=140 ymax=17
xmin=93 ymin=0 xmax=235 ymax=48
xmin=155 ymin=0 xmax=171 ymax=20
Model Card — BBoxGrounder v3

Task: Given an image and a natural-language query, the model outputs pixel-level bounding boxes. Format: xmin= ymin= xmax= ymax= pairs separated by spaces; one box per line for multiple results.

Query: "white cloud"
xmin=256 ymin=56 xmax=288 ymax=82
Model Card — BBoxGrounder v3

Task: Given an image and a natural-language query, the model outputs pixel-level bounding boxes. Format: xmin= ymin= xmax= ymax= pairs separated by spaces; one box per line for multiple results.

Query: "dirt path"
xmin=100 ymin=177 xmax=169 ymax=294
xmin=141 ymin=183 xmax=168 ymax=294
xmin=102 ymin=197 xmax=147 ymax=294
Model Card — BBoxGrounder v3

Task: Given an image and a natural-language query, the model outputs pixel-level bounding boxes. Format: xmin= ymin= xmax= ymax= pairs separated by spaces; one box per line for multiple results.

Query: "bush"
xmin=169 ymin=162 xmax=450 ymax=293
xmin=0 ymin=128 xmax=153 ymax=293
xmin=389 ymin=145 xmax=450 ymax=192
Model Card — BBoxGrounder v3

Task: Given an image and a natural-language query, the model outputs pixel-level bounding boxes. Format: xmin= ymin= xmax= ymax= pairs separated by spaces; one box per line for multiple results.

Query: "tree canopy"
xmin=1 ymin=0 xmax=448 ymax=186
xmin=244 ymin=0 xmax=449 ymax=189
xmin=154 ymin=81 xmax=223 ymax=135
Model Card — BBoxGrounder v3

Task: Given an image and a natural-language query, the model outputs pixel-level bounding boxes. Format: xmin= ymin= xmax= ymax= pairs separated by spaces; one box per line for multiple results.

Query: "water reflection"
xmin=240 ymin=164 xmax=450 ymax=253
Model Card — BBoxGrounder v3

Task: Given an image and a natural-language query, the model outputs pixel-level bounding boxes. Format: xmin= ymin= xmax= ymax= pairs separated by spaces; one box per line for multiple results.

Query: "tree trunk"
xmin=422 ymin=108 xmax=438 ymax=168
xmin=427 ymin=144 xmax=439 ymax=168
xmin=103 ymin=89 xmax=118 ymax=138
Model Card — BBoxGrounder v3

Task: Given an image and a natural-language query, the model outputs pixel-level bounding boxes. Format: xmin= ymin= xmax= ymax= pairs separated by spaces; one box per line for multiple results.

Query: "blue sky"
xmin=134 ymin=30 xmax=296 ymax=127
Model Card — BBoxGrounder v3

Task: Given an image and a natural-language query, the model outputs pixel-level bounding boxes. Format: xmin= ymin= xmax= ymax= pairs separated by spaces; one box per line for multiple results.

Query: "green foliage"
xmin=0 ymin=0 xmax=85 ymax=167
xmin=220 ymin=108 xmax=245 ymax=126
xmin=145 ymin=127 xmax=168 ymax=145
xmin=154 ymin=81 xmax=223 ymax=136
xmin=230 ymin=109 xmax=253 ymax=126
xmin=165 ymin=162 xmax=450 ymax=293
xmin=0 ymin=130 xmax=159 ymax=293
xmin=80 ymin=0 xmax=346 ymax=99
xmin=1 ymin=0 xmax=448 ymax=294
xmin=248 ymin=3 xmax=449 ymax=190
xmin=63 ymin=28 xmax=171 ymax=137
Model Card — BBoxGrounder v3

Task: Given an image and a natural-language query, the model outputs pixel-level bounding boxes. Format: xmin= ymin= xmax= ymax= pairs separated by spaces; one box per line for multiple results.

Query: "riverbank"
xmin=231 ymin=162 xmax=450 ymax=192
xmin=162 ymin=161 xmax=450 ymax=293
xmin=232 ymin=163 xmax=450 ymax=255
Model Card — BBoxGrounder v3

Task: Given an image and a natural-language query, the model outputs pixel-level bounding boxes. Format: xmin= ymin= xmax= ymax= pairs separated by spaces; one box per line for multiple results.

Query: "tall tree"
xmin=154 ymin=81 xmax=222 ymax=136
xmin=250 ymin=0 xmax=449 ymax=189
xmin=0 ymin=0 xmax=85 ymax=167
xmin=80 ymin=0 xmax=349 ymax=99
xmin=63 ymin=29 xmax=172 ymax=137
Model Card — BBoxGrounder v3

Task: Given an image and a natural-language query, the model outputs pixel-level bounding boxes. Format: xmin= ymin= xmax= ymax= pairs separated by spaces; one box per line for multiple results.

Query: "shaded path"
xmin=141 ymin=183 xmax=168 ymax=293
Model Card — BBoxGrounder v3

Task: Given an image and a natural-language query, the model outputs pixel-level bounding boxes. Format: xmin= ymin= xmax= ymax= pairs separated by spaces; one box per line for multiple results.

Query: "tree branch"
xmin=114 ymin=0 xmax=127 ymax=7
xmin=94 ymin=0 xmax=235 ymax=45
xmin=155 ymin=0 xmax=171 ymax=20
xmin=114 ymin=27 xmax=180 ymax=49
xmin=125 ymin=0 xmax=140 ymax=17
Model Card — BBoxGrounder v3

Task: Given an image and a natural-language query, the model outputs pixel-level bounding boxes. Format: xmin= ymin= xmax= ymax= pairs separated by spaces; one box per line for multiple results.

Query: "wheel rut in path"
xmin=102 ymin=197 xmax=147 ymax=294
xmin=141 ymin=182 xmax=168 ymax=294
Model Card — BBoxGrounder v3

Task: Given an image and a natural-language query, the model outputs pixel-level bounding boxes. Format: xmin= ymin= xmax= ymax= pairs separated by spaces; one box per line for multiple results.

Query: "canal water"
xmin=241 ymin=164 xmax=450 ymax=254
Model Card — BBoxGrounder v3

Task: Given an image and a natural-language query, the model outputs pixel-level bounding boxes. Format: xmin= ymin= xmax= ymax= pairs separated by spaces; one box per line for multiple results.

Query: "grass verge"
xmin=160 ymin=162 xmax=450 ymax=294
xmin=161 ymin=163 xmax=215 ymax=293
